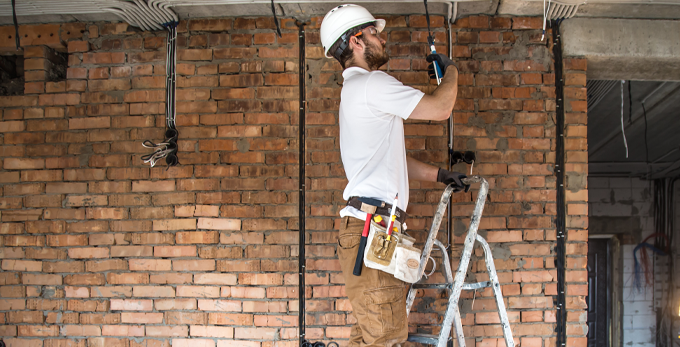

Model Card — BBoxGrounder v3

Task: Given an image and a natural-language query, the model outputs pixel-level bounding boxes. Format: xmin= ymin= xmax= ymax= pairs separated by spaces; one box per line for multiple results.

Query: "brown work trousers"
xmin=337 ymin=216 xmax=408 ymax=347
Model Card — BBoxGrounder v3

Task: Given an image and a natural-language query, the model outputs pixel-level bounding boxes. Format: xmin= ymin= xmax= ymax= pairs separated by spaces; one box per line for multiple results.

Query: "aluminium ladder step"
xmin=407 ymin=333 xmax=452 ymax=345
xmin=412 ymin=281 xmax=492 ymax=291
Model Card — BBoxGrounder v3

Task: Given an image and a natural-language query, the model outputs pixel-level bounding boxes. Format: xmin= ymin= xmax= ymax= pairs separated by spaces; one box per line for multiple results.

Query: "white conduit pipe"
xmin=0 ymin=0 xmax=178 ymax=27
xmin=158 ymin=0 xmax=179 ymax=22
xmin=104 ymin=0 xmax=178 ymax=31
xmin=150 ymin=0 xmax=175 ymax=24
xmin=557 ymin=4 xmax=569 ymax=17
xmin=122 ymin=7 xmax=151 ymax=30
xmin=134 ymin=0 xmax=166 ymax=27
xmin=568 ymin=4 xmax=579 ymax=17
xmin=103 ymin=8 xmax=141 ymax=28
xmin=546 ymin=2 xmax=579 ymax=19
xmin=116 ymin=6 xmax=152 ymax=30
xmin=131 ymin=6 xmax=160 ymax=30
xmin=131 ymin=3 xmax=165 ymax=30
xmin=116 ymin=1 xmax=157 ymax=31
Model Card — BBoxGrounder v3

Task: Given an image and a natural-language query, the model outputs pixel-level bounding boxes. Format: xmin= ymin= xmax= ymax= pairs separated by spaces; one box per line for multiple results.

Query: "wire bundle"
xmin=142 ymin=22 xmax=180 ymax=168
xmin=651 ymin=178 xmax=678 ymax=347
xmin=633 ymin=232 xmax=669 ymax=291
xmin=104 ymin=0 xmax=178 ymax=31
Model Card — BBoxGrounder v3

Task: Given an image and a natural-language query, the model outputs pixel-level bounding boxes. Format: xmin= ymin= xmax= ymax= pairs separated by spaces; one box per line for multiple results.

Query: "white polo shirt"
xmin=338 ymin=67 xmax=425 ymax=221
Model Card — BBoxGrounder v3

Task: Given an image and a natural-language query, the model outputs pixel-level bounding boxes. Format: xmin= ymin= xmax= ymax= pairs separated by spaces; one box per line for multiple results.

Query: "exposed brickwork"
xmin=0 ymin=15 xmax=587 ymax=347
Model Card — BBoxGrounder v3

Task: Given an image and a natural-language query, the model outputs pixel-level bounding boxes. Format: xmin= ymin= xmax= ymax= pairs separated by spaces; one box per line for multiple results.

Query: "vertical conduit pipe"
xmin=296 ymin=19 xmax=307 ymax=347
xmin=551 ymin=19 xmax=567 ymax=347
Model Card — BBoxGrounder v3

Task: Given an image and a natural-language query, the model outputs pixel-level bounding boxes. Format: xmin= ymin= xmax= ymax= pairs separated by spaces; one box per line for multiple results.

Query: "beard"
xmin=363 ymin=38 xmax=389 ymax=70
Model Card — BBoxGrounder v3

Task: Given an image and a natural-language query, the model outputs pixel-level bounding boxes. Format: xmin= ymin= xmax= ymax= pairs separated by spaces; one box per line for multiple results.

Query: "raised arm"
xmin=408 ymin=57 xmax=459 ymax=121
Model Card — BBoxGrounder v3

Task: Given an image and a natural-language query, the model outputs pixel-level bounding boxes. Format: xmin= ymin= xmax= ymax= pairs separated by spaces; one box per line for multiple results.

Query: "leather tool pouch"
xmin=364 ymin=220 xmax=422 ymax=283
xmin=366 ymin=223 xmax=398 ymax=267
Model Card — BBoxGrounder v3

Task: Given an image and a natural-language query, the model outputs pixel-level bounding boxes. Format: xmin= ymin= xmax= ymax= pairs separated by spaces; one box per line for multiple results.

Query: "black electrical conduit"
xmin=295 ymin=19 xmax=339 ymax=347
xmin=297 ymin=19 xmax=307 ymax=347
xmin=551 ymin=19 xmax=568 ymax=347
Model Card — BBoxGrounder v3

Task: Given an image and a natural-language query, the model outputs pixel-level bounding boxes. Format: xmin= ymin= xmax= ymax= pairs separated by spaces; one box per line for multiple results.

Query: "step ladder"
xmin=405 ymin=176 xmax=515 ymax=347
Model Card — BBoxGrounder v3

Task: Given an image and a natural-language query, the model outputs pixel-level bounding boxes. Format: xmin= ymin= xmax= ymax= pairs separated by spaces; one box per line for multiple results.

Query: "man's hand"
xmin=426 ymin=53 xmax=458 ymax=80
xmin=437 ymin=168 xmax=470 ymax=192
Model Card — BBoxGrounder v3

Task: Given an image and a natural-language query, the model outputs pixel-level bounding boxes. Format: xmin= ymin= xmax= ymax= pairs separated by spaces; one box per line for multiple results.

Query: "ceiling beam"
xmin=562 ymin=18 xmax=680 ymax=81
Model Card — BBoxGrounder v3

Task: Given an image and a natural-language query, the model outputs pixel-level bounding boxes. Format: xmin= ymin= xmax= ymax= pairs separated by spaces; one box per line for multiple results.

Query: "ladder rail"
xmin=476 ymin=234 xmax=515 ymax=347
xmin=406 ymin=184 xmax=456 ymax=315
xmin=435 ymin=177 xmax=488 ymax=347
xmin=406 ymin=176 xmax=515 ymax=347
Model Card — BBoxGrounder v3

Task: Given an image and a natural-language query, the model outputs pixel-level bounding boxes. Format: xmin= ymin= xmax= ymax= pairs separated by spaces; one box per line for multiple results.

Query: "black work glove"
xmin=426 ymin=53 xmax=458 ymax=80
xmin=437 ymin=168 xmax=470 ymax=193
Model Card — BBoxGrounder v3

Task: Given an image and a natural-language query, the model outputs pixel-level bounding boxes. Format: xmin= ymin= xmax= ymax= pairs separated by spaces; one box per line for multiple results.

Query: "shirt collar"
xmin=342 ymin=66 xmax=369 ymax=80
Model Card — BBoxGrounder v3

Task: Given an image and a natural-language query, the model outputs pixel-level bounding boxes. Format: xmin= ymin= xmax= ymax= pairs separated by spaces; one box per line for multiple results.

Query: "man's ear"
xmin=349 ymin=35 xmax=364 ymax=54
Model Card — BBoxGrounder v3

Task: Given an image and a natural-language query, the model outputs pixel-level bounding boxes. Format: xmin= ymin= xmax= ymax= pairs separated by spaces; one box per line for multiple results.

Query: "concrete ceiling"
xmin=588 ymin=81 xmax=680 ymax=178
xmin=1 ymin=0 xmax=680 ymax=25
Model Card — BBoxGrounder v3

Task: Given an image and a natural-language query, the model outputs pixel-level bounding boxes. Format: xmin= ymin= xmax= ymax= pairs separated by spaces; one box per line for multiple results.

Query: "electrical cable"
xmin=424 ymin=0 xmax=433 ymax=41
xmin=270 ymin=0 xmax=282 ymax=38
xmin=541 ymin=0 xmax=551 ymax=41
xmin=142 ymin=20 xmax=179 ymax=169
xmin=551 ymin=19 xmax=567 ymax=347
xmin=628 ymin=80 xmax=632 ymax=125
xmin=296 ymin=19 xmax=308 ymax=347
xmin=620 ymin=80 xmax=629 ymax=158
xmin=11 ymin=0 xmax=19 ymax=50
xmin=643 ymin=101 xmax=650 ymax=170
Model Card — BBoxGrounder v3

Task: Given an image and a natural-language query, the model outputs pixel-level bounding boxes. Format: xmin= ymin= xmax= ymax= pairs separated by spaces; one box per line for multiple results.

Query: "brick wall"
xmin=0 ymin=15 xmax=588 ymax=347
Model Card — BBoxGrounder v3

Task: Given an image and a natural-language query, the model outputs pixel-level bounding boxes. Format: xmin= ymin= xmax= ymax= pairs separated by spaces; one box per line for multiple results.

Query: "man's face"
xmin=359 ymin=26 xmax=389 ymax=70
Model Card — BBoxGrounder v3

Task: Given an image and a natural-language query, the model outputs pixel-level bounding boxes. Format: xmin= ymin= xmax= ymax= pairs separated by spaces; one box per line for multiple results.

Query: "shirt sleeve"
xmin=365 ymin=71 xmax=425 ymax=120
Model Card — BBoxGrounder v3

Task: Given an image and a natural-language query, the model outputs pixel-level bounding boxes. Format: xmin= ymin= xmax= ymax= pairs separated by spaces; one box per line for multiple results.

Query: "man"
xmin=320 ymin=4 xmax=468 ymax=347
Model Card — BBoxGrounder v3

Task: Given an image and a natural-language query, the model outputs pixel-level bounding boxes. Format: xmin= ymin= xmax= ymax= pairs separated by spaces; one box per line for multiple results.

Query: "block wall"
xmin=589 ymin=176 xmax=680 ymax=347
xmin=0 ymin=15 xmax=588 ymax=347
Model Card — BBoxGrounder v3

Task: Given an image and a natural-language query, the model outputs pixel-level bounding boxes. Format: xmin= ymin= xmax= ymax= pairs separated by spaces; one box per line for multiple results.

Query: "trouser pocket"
xmin=363 ymin=285 xmax=405 ymax=335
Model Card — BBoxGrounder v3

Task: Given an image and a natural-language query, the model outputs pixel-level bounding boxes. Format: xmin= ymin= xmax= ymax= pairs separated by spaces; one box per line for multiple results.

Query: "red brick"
xmin=179 ymin=49 xmax=212 ymax=61
xmin=68 ymin=41 xmax=89 ymax=53
xmin=110 ymin=299 xmax=153 ymax=311
xmin=513 ymin=17 xmax=543 ymax=29
xmin=68 ymin=247 xmax=109 ymax=259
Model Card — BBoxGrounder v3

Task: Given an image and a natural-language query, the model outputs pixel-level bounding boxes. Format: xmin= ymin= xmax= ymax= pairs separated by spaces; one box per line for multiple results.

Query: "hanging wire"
xmin=620 ymin=80 xmax=629 ymax=158
xmin=270 ymin=0 xmax=282 ymax=38
xmin=11 ymin=0 xmax=20 ymax=50
xmin=628 ymin=80 xmax=632 ymax=125
xmin=424 ymin=0 xmax=434 ymax=42
xmin=632 ymin=232 xmax=669 ymax=292
xmin=142 ymin=21 xmax=179 ymax=169
xmin=541 ymin=0 xmax=551 ymax=41
xmin=643 ymin=101 xmax=649 ymax=163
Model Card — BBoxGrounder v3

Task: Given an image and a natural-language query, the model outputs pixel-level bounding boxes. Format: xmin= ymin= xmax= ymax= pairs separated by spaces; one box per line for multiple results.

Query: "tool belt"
xmin=363 ymin=219 xmax=421 ymax=283
xmin=347 ymin=196 xmax=408 ymax=224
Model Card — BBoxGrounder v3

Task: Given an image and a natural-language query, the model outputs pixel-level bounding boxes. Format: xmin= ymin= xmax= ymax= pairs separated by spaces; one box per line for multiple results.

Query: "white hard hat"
xmin=320 ymin=4 xmax=386 ymax=59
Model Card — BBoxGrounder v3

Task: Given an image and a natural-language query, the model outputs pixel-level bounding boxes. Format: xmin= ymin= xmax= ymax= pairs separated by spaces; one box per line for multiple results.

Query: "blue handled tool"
xmin=428 ymin=36 xmax=443 ymax=85
xmin=424 ymin=0 xmax=443 ymax=85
